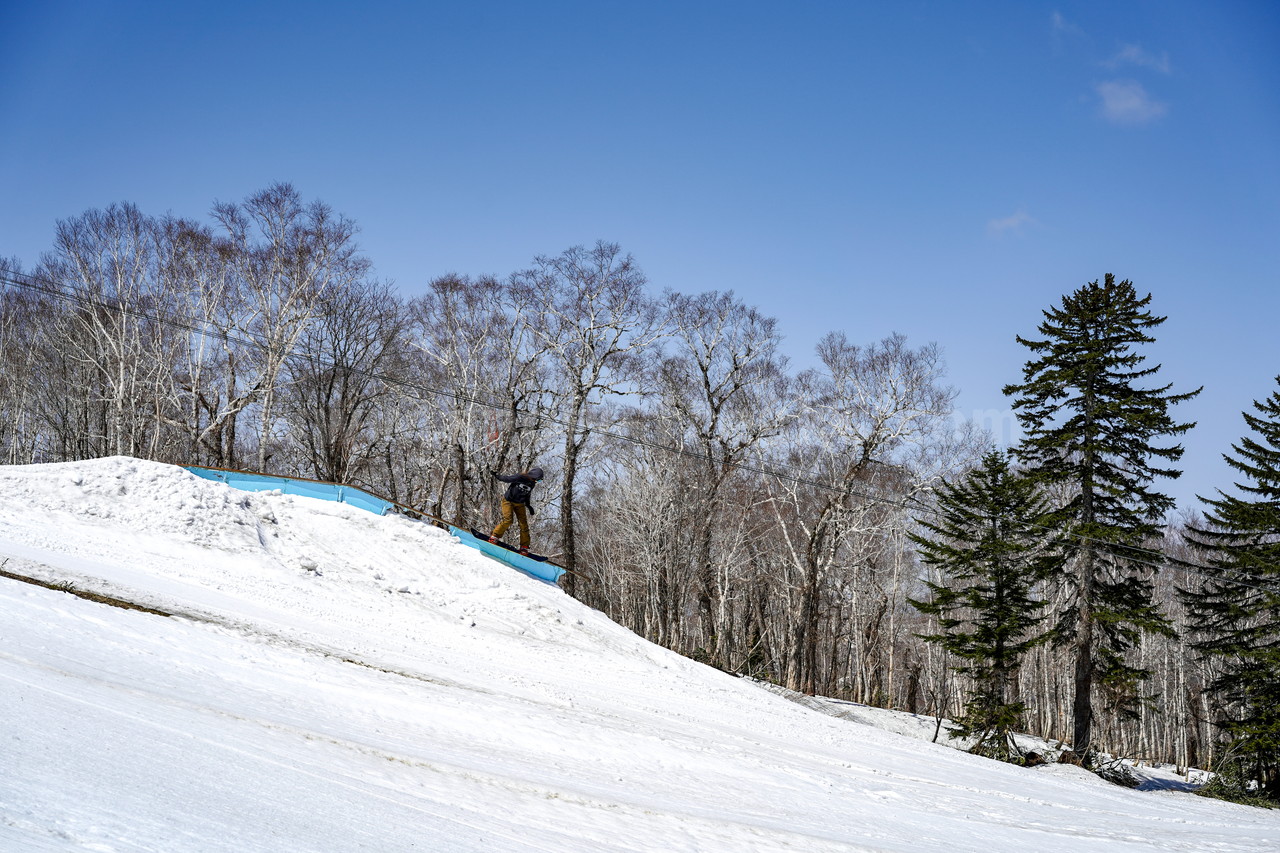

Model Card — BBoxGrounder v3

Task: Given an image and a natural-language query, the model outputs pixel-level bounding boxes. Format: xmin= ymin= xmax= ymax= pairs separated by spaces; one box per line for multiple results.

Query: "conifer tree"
xmin=1003 ymin=274 xmax=1200 ymax=761
xmin=910 ymin=450 xmax=1057 ymax=762
xmin=1182 ymin=376 xmax=1280 ymax=802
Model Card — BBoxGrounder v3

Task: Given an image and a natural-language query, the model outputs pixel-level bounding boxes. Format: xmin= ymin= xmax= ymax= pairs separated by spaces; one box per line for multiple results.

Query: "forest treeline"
xmin=1 ymin=185 xmax=1275 ymax=799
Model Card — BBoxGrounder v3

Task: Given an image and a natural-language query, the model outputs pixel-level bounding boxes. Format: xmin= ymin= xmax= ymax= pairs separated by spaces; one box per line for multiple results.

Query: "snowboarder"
xmin=488 ymin=466 xmax=544 ymax=555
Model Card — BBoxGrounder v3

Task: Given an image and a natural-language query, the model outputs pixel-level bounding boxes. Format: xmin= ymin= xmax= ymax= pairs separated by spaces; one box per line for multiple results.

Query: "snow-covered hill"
xmin=1 ymin=457 xmax=1276 ymax=852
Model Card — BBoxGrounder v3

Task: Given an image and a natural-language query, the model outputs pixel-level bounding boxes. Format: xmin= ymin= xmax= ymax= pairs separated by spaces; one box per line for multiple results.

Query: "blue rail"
xmin=185 ymin=467 xmax=397 ymax=516
xmin=448 ymin=526 xmax=565 ymax=585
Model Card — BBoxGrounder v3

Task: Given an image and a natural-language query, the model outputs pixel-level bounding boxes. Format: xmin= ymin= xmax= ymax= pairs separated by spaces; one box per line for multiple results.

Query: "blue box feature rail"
xmin=449 ymin=526 xmax=565 ymax=585
xmin=186 ymin=467 xmax=397 ymax=516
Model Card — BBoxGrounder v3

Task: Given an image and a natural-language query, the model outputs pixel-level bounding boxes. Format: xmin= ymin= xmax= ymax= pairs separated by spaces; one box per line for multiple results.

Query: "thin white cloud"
xmin=1096 ymin=79 xmax=1167 ymax=124
xmin=1051 ymin=11 xmax=1083 ymax=37
xmin=1106 ymin=44 xmax=1172 ymax=74
xmin=987 ymin=209 xmax=1037 ymax=237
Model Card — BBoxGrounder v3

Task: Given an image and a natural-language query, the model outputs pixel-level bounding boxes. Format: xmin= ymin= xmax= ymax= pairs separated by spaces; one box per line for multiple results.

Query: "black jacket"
xmin=494 ymin=471 xmax=539 ymax=505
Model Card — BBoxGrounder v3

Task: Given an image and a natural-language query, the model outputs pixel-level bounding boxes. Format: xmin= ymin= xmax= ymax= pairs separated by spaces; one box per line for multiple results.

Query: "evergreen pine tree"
xmin=910 ymin=450 xmax=1057 ymax=762
xmin=1003 ymin=274 xmax=1200 ymax=760
xmin=1182 ymin=376 xmax=1280 ymax=802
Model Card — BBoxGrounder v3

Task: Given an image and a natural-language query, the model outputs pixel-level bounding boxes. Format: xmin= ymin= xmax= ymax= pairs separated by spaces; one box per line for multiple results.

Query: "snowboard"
xmin=468 ymin=528 xmax=549 ymax=562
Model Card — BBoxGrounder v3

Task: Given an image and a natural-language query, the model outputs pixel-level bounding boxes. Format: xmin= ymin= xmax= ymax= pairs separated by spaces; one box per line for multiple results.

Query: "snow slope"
xmin=1 ymin=457 xmax=1276 ymax=852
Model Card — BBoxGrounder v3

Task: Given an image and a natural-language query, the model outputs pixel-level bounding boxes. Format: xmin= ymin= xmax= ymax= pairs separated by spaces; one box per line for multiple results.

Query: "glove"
xmin=527 ymin=504 xmax=535 ymax=516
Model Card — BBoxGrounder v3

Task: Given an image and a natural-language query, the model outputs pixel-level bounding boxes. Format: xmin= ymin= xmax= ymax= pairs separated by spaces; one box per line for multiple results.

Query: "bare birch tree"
xmin=659 ymin=289 xmax=796 ymax=666
xmin=212 ymin=183 xmax=368 ymax=471
xmin=152 ymin=215 xmax=251 ymax=466
xmin=0 ymin=260 xmax=43 ymax=463
xmin=39 ymin=203 xmax=181 ymax=459
xmin=773 ymin=332 xmax=959 ymax=694
xmin=408 ymin=273 xmax=553 ymax=525
xmin=283 ymin=278 xmax=410 ymax=484
xmin=516 ymin=242 xmax=665 ymax=595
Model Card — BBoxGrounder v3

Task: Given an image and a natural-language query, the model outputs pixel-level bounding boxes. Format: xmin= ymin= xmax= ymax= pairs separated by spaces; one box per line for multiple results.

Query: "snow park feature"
xmin=451 ymin=525 xmax=564 ymax=584
xmin=1 ymin=457 xmax=1278 ymax=851
xmin=185 ymin=465 xmax=564 ymax=584
xmin=185 ymin=465 xmax=401 ymax=517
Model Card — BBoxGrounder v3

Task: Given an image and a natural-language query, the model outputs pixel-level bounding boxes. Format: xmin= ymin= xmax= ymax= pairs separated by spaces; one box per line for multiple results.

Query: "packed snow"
xmin=1 ymin=457 xmax=1276 ymax=852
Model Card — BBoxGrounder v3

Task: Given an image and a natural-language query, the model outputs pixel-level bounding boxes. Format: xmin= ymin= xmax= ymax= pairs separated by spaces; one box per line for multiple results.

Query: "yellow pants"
xmin=491 ymin=500 xmax=530 ymax=548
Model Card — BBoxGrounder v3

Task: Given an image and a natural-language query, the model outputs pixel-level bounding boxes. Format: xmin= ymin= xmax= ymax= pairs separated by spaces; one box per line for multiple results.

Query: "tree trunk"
xmin=1073 ymin=549 xmax=1096 ymax=757
xmin=559 ymin=390 xmax=588 ymax=598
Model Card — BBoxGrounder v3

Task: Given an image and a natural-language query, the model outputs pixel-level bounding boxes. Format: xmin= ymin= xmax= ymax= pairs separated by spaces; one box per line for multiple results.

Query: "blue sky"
xmin=2 ymin=0 xmax=1277 ymax=514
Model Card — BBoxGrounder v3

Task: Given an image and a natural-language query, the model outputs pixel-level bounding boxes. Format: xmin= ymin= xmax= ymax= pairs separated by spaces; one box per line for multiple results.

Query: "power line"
xmin=1 ymin=268 xmax=1275 ymax=592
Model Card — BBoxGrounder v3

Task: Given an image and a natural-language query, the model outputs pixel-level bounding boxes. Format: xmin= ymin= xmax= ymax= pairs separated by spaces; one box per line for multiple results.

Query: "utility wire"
xmin=1 ymin=268 xmax=1275 ymax=592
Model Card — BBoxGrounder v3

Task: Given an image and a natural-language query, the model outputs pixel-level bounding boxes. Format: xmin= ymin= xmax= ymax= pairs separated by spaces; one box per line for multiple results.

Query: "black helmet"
xmin=528 ymin=467 xmax=544 ymax=480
